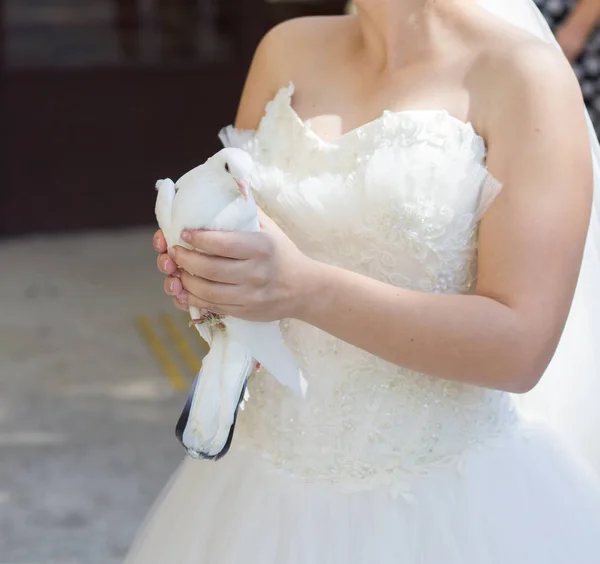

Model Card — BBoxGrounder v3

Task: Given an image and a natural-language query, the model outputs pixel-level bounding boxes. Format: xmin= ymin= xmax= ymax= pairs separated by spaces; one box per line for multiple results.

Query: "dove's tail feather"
xmin=225 ymin=318 xmax=307 ymax=397
xmin=175 ymin=331 xmax=254 ymax=460
xmin=175 ymin=371 xmax=247 ymax=462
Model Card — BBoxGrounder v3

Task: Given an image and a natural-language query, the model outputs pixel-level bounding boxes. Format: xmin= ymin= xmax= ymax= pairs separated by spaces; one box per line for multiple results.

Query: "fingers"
xmin=184 ymin=293 xmax=240 ymax=317
xmin=157 ymin=252 xmax=178 ymax=275
xmin=172 ymin=297 xmax=188 ymax=311
xmin=179 ymin=270 xmax=243 ymax=307
xmin=164 ymin=271 xmax=240 ymax=313
xmin=155 ymin=231 xmax=187 ymax=312
xmin=181 ymin=230 xmax=267 ymax=260
xmin=164 ymin=276 xmax=183 ymax=297
xmin=154 ymin=230 xmax=177 ymax=275
xmin=165 ymin=277 xmax=188 ymax=311
xmin=168 ymin=246 xmax=246 ymax=283
xmin=153 ymin=230 xmax=168 ymax=253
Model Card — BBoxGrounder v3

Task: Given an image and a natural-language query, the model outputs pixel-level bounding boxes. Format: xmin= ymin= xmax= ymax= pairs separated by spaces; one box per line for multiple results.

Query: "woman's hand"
xmin=158 ymin=211 xmax=315 ymax=322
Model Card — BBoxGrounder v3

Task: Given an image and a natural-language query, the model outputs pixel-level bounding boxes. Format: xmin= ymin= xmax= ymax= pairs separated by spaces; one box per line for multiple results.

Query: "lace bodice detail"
xmin=220 ymin=84 xmax=517 ymax=495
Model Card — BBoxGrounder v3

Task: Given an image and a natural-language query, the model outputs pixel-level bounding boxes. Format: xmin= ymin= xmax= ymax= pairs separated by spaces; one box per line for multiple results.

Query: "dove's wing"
xmin=155 ymin=179 xmax=177 ymax=247
xmin=225 ymin=317 xmax=307 ymax=397
xmin=210 ymin=192 xmax=260 ymax=233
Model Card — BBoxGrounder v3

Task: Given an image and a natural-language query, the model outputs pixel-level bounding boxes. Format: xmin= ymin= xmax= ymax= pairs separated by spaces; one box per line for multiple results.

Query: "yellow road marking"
xmin=135 ymin=316 xmax=189 ymax=391
xmin=160 ymin=314 xmax=203 ymax=374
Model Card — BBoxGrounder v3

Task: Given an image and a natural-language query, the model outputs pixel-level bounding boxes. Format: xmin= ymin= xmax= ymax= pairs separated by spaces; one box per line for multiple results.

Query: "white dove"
xmin=155 ymin=147 xmax=307 ymax=460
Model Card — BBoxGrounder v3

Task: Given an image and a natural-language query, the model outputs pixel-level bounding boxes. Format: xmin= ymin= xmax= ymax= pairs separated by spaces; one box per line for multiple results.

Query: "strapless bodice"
xmin=219 ymin=83 xmax=517 ymax=495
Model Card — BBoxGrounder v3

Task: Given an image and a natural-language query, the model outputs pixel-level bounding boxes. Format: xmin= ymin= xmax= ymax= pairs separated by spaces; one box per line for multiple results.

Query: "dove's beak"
xmin=235 ymin=179 xmax=250 ymax=201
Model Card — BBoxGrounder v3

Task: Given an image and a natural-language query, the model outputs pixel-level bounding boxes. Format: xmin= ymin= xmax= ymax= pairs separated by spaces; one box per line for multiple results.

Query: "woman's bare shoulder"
xmin=468 ymin=27 xmax=581 ymax=140
xmin=234 ymin=15 xmax=352 ymax=129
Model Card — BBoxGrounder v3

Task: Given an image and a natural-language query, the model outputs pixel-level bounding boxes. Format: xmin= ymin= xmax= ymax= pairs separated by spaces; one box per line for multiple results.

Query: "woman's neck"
xmin=352 ymin=0 xmax=471 ymax=71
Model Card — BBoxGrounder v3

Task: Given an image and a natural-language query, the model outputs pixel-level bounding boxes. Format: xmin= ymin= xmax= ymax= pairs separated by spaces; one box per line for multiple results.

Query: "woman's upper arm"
xmin=475 ymin=43 xmax=592 ymax=374
xmin=234 ymin=30 xmax=279 ymax=130
xmin=234 ymin=19 xmax=310 ymax=130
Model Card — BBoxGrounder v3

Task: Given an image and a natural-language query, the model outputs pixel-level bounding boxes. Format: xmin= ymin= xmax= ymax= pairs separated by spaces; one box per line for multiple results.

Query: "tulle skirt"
xmin=124 ymin=417 xmax=600 ymax=563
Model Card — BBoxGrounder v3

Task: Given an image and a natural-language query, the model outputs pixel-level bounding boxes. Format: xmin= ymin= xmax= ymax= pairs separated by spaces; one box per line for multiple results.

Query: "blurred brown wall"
xmin=1 ymin=0 xmax=345 ymax=236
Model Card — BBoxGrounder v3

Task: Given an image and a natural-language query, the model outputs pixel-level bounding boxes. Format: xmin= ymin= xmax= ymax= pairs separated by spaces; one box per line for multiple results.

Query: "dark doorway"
xmin=2 ymin=0 xmax=266 ymax=235
xmin=2 ymin=0 xmax=346 ymax=236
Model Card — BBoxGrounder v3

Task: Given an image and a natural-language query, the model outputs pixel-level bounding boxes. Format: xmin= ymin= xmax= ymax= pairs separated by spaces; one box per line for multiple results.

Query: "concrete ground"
xmin=0 ymin=228 xmax=203 ymax=564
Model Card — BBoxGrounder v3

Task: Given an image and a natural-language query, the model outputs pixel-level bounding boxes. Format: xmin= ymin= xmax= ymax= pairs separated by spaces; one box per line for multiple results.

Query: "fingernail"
xmin=177 ymin=292 xmax=188 ymax=304
xmin=172 ymin=269 xmax=181 ymax=278
xmin=181 ymin=231 xmax=191 ymax=243
xmin=153 ymin=237 xmax=160 ymax=251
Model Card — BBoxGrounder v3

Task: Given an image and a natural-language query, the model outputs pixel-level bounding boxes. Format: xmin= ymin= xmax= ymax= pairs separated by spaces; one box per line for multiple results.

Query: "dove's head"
xmin=209 ymin=147 xmax=254 ymax=201
xmin=168 ymin=148 xmax=256 ymax=231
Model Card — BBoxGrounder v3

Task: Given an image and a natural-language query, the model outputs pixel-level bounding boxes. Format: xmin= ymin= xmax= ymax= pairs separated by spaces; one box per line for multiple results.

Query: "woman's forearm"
xmin=569 ymin=0 xmax=600 ymax=34
xmin=297 ymin=260 xmax=544 ymax=393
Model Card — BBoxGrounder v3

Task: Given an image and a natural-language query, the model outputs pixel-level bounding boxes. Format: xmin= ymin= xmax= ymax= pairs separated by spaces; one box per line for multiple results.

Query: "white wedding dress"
xmin=125 ymin=84 xmax=600 ymax=563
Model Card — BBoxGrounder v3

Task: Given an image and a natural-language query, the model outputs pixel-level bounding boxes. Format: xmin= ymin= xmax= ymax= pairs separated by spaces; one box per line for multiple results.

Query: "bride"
xmin=126 ymin=0 xmax=600 ymax=562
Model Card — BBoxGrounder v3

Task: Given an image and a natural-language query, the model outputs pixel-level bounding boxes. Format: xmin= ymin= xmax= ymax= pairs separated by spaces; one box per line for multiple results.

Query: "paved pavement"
xmin=0 ymin=228 xmax=202 ymax=563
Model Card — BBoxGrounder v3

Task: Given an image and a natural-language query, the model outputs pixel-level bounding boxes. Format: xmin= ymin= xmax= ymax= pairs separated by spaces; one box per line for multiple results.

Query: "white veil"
xmin=478 ymin=0 xmax=600 ymax=471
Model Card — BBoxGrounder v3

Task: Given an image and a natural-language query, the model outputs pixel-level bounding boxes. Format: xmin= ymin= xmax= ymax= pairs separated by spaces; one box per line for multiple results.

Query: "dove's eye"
xmin=224 ymin=162 xmax=230 ymax=173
